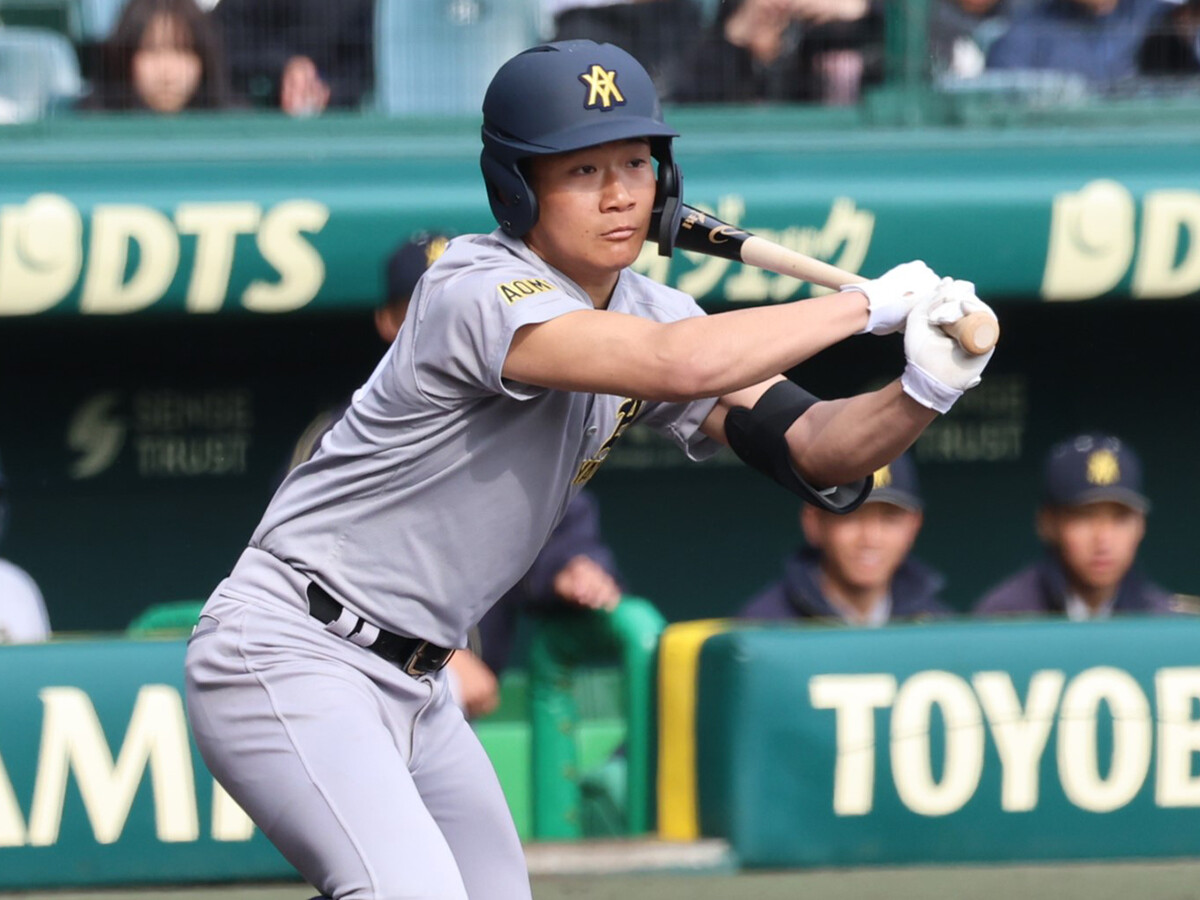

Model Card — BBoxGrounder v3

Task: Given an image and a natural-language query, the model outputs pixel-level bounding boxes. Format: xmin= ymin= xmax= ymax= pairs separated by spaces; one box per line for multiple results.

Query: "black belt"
xmin=306 ymin=582 xmax=454 ymax=677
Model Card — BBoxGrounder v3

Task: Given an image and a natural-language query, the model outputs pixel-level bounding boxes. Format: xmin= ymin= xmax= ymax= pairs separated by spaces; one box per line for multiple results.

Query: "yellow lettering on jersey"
xmin=579 ymin=65 xmax=626 ymax=110
xmin=573 ymin=398 xmax=644 ymax=485
xmin=497 ymin=278 xmax=557 ymax=305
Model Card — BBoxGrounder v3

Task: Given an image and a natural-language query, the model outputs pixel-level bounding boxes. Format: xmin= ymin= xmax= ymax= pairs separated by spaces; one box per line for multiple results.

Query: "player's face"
xmin=525 ymin=139 xmax=657 ymax=305
xmin=804 ymin=503 xmax=922 ymax=594
xmin=1040 ymin=502 xmax=1145 ymax=593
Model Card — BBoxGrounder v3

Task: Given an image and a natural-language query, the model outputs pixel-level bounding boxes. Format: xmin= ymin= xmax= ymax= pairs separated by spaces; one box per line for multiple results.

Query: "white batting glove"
xmin=843 ymin=260 xmax=941 ymax=336
xmin=901 ymin=278 xmax=996 ymax=413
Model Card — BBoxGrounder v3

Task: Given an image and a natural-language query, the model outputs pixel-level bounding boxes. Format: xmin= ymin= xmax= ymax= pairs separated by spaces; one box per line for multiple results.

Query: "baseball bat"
xmin=670 ymin=205 xmax=999 ymax=356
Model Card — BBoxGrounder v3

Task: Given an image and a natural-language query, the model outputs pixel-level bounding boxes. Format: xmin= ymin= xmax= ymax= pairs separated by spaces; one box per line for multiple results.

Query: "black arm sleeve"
xmin=724 ymin=379 xmax=872 ymax=513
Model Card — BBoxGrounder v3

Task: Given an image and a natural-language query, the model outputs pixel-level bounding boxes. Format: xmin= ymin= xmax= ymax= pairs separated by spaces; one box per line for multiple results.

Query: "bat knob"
xmin=941 ymin=311 xmax=999 ymax=356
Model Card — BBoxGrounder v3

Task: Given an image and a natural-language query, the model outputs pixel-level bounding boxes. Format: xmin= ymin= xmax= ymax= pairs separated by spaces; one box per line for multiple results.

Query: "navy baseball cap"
xmin=866 ymin=452 xmax=922 ymax=511
xmin=384 ymin=233 xmax=451 ymax=304
xmin=1042 ymin=433 xmax=1149 ymax=512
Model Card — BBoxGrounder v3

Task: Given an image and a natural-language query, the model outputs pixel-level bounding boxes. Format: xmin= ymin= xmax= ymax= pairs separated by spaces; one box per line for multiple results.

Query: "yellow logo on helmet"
xmin=873 ymin=464 xmax=893 ymax=488
xmin=579 ymin=64 xmax=625 ymax=110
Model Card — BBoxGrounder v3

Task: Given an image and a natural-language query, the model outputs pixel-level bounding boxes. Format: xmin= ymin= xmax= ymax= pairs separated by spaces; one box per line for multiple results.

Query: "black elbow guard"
xmin=724 ymin=379 xmax=872 ymax=514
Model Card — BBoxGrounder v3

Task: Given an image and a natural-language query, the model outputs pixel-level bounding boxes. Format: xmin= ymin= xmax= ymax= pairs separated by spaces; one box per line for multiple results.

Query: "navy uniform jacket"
xmin=986 ymin=0 xmax=1171 ymax=85
xmin=974 ymin=555 xmax=1176 ymax=617
xmin=738 ymin=547 xmax=952 ymax=623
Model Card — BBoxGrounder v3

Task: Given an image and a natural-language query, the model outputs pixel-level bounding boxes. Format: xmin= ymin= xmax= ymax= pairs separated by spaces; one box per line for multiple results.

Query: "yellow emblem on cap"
xmin=579 ymin=64 xmax=625 ymax=110
xmin=873 ymin=464 xmax=893 ymax=488
xmin=425 ymin=236 xmax=449 ymax=267
xmin=1086 ymin=448 xmax=1120 ymax=485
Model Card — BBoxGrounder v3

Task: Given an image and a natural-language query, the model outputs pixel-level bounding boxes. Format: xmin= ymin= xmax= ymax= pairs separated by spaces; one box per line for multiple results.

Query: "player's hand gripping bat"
xmin=664 ymin=204 xmax=999 ymax=356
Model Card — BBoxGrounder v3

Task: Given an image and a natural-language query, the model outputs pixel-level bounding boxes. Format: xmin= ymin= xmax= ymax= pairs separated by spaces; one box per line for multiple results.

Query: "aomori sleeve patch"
xmin=412 ymin=266 xmax=584 ymax=402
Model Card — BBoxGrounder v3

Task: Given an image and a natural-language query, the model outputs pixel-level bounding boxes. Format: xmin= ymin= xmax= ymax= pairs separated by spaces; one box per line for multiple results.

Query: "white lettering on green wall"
xmin=0 ymin=193 xmax=83 ymax=314
xmin=810 ymin=674 xmax=897 ymax=815
xmin=1043 ymin=180 xmax=1200 ymax=301
xmin=1156 ymin=668 xmax=1200 ymax=807
xmin=0 ymin=684 xmax=255 ymax=848
xmin=812 ymin=665 xmax=1200 ymax=818
xmin=973 ymin=670 xmax=1064 ymax=812
xmin=890 ymin=671 xmax=985 ymax=816
xmin=0 ymin=747 xmax=27 ymax=847
xmin=28 ymin=685 xmax=198 ymax=844
xmin=1057 ymin=667 xmax=1152 ymax=813
xmin=0 ymin=194 xmax=329 ymax=316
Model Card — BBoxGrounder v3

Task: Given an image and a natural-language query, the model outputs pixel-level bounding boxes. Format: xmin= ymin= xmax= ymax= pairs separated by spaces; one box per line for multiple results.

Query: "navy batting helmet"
xmin=481 ymin=40 xmax=683 ymax=254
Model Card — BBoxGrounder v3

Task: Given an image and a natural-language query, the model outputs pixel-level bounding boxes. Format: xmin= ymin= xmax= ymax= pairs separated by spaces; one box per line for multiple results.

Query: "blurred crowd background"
xmin=0 ymin=0 xmax=1197 ymax=123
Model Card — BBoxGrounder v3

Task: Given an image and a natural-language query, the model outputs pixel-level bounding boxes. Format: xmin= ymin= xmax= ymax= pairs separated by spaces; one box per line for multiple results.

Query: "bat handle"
xmin=939 ymin=311 xmax=999 ymax=356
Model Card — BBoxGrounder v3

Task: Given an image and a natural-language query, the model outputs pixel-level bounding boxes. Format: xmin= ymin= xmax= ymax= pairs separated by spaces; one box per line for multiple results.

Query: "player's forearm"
xmin=786 ymin=380 xmax=937 ymax=487
xmin=657 ymin=291 xmax=868 ymax=400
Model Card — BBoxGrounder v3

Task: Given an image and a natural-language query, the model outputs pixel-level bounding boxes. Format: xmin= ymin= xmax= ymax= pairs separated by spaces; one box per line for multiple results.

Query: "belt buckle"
xmin=402 ymin=642 xmax=452 ymax=677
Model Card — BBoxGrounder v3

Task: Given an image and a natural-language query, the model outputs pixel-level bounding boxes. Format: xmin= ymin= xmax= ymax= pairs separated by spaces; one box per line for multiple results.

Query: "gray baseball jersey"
xmin=186 ymin=229 xmax=720 ymax=900
xmin=250 ymin=229 xmax=719 ymax=647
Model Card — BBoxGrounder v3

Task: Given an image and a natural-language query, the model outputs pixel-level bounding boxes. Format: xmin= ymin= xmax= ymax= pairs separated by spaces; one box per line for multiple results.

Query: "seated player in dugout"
xmin=974 ymin=433 xmax=1186 ymax=619
xmin=185 ymin=40 xmax=997 ymax=900
xmin=740 ymin=452 xmax=951 ymax=625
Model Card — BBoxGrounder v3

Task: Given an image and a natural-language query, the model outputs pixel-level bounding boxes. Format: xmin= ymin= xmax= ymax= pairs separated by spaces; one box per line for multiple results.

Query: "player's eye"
xmin=572 ymin=164 xmax=598 ymax=176
xmin=627 ymin=156 xmax=649 ymax=169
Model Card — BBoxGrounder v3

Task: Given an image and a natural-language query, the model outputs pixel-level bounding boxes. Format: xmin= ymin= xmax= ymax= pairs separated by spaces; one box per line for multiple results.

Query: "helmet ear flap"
xmin=650 ymin=143 xmax=683 ymax=258
xmin=480 ymin=152 xmax=539 ymax=237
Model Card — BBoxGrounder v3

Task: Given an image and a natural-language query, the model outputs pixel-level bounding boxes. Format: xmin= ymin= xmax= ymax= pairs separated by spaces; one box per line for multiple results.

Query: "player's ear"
xmin=800 ymin=505 xmax=823 ymax=547
xmin=1035 ymin=508 xmax=1058 ymax=545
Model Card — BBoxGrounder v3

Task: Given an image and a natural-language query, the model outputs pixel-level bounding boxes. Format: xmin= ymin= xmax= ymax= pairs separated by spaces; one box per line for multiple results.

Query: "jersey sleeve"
xmin=411 ymin=265 xmax=586 ymax=402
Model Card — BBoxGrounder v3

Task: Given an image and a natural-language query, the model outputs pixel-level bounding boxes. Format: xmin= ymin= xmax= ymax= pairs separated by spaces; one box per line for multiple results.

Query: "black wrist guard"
xmin=724 ymin=379 xmax=872 ymax=514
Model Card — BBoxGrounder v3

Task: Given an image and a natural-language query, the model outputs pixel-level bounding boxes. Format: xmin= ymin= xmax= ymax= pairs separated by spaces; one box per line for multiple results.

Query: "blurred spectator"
xmin=1139 ymin=0 xmax=1200 ymax=72
xmin=985 ymin=0 xmax=1174 ymax=86
xmin=211 ymin=0 xmax=372 ymax=115
xmin=931 ymin=0 xmax=1016 ymax=79
xmin=80 ymin=0 xmax=236 ymax=112
xmin=544 ymin=0 xmax=703 ymax=100
xmin=0 ymin=452 xmax=51 ymax=644
xmin=674 ymin=0 xmax=885 ymax=105
xmin=739 ymin=453 xmax=951 ymax=625
xmin=974 ymin=433 xmax=1178 ymax=619
xmin=285 ymin=233 xmax=623 ymax=719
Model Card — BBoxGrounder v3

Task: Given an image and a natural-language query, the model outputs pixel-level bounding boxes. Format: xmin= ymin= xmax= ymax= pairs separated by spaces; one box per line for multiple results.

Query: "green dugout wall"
xmin=0 ymin=113 xmax=1198 ymax=632
xmin=4 ymin=618 xmax=1200 ymax=887
xmin=691 ymin=619 xmax=1200 ymax=867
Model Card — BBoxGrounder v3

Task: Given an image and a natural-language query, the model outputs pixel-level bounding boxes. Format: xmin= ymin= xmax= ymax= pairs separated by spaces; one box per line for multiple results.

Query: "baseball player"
xmin=185 ymin=40 xmax=995 ymax=900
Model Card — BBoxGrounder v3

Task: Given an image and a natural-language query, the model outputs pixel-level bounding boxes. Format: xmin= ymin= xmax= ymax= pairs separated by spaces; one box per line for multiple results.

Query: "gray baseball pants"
xmin=184 ymin=549 xmax=531 ymax=900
